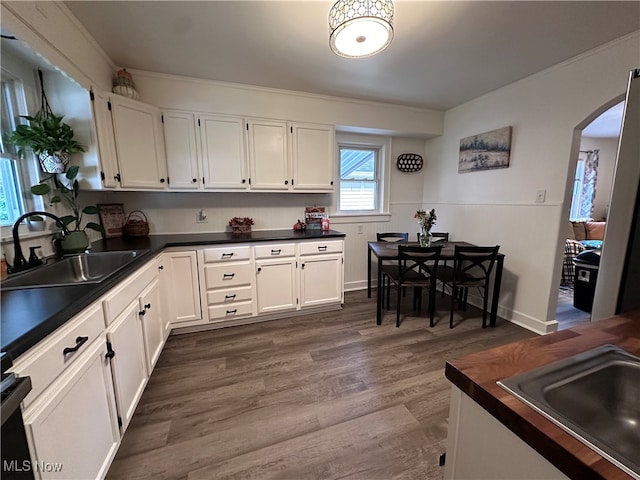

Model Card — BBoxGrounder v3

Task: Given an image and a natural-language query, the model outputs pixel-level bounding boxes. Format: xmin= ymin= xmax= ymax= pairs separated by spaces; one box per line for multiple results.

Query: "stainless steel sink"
xmin=498 ymin=344 xmax=640 ymax=479
xmin=1 ymin=250 xmax=148 ymax=289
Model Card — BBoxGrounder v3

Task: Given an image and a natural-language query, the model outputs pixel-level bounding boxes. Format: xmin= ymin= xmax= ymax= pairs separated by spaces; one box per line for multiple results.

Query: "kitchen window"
xmin=0 ymin=64 xmax=41 ymax=229
xmin=335 ymin=133 xmax=390 ymax=218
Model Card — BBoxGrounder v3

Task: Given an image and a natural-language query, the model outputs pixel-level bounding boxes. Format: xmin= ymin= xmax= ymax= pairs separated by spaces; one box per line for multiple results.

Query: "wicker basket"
xmin=231 ymin=223 xmax=252 ymax=234
xmin=123 ymin=210 xmax=150 ymax=237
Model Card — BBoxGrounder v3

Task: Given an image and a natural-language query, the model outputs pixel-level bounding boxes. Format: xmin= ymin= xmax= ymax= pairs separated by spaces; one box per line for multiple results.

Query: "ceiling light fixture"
xmin=329 ymin=0 xmax=394 ymax=58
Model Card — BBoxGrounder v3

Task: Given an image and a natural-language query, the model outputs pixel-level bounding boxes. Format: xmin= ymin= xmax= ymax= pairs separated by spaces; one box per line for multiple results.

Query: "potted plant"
xmin=30 ymin=165 xmax=104 ymax=253
xmin=7 ymin=70 xmax=86 ymax=173
xmin=228 ymin=216 xmax=254 ymax=233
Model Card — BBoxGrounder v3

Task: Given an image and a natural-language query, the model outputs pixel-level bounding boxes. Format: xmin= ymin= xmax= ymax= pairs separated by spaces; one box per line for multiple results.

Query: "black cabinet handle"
xmin=139 ymin=309 xmax=146 ymax=316
xmin=301 ymin=263 xmax=305 ymax=269
xmin=160 ymin=178 xmax=166 ymax=183
xmin=226 ymin=309 xmax=237 ymax=314
xmin=284 ymin=180 xmax=288 ymax=185
xmin=242 ymin=179 xmax=246 ymax=184
xmin=271 ymin=249 xmax=281 ymax=255
xmin=144 ymin=303 xmax=151 ymax=310
xmin=158 ymin=265 xmax=164 ymax=270
xmin=114 ymin=173 xmax=121 ymax=182
xmin=63 ymin=336 xmax=89 ymax=356
xmin=105 ymin=341 xmax=115 ymax=360
xmin=221 ymin=253 xmax=234 ymax=258
xmin=224 ymin=294 xmax=236 ymax=299
xmin=223 ymin=273 xmax=235 ymax=278
xmin=257 ymin=267 xmax=262 ymax=273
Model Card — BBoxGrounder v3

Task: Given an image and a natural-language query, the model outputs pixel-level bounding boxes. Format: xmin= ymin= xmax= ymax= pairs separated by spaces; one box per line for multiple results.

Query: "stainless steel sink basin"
xmin=498 ymin=344 xmax=640 ymax=479
xmin=1 ymin=250 xmax=148 ymax=289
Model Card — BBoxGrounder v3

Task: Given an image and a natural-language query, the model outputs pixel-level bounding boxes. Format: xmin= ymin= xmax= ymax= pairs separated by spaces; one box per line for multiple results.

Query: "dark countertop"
xmin=1 ymin=229 xmax=345 ymax=361
xmin=445 ymin=313 xmax=640 ymax=480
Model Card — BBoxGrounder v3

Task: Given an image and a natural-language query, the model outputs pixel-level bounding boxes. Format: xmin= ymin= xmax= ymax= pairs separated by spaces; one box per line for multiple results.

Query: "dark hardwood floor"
xmin=107 ymin=289 xmax=536 ymax=480
xmin=556 ymin=286 xmax=591 ymax=330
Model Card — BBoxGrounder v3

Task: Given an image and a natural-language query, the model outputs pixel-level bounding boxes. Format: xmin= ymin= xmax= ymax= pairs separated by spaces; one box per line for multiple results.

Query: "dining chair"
xmin=377 ymin=232 xmax=409 ymax=309
xmin=438 ymin=245 xmax=500 ymax=329
xmin=385 ymin=245 xmax=442 ymax=327
xmin=415 ymin=232 xmax=450 ymax=295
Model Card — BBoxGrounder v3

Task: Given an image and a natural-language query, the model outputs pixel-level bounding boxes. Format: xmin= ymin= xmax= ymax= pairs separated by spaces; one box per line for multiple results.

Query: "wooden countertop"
xmin=445 ymin=312 xmax=640 ymax=480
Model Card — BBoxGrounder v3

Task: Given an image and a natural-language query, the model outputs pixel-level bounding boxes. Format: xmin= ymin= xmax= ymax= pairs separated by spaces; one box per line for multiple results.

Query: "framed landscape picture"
xmin=459 ymin=126 xmax=512 ymax=173
xmin=97 ymin=203 xmax=125 ymax=238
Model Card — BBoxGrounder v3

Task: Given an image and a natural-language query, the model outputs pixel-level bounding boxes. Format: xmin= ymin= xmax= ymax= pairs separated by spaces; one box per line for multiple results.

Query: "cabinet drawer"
xmin=203 ymin=262 xmax=253 ymax=288
xmin=206 ymin=286 xmax=253 ymax=305
xmin=103 ymin=258 xmax=159 ymax=325
xmin=203 ymin=245 xmax=251 ymax=263
xmin=299 ymin=240 xmax=343 ymax=255
xmin=11 ymin=302 xmax=105 ymax=411
xmin=254 ymin=243 xmax=296 ymax=259
xmin=207 ymin=302 xmax=254 ymax=321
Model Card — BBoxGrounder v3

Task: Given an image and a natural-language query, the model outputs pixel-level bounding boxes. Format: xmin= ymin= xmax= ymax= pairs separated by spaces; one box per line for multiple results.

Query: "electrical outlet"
xmin=535 ymin=189 xmax=546 ymax=203
xmin=357 ymin=224 xmax=364 ymax=235
xmin=195 ymin=209 xmax=208 ymax=223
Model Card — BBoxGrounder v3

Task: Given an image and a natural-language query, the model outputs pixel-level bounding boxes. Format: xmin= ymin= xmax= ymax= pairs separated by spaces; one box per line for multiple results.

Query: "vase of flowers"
xmin=415 ymin=208 xmax=437 ymax=247
xmin=229 ymin=216 xmax=254 ymax=233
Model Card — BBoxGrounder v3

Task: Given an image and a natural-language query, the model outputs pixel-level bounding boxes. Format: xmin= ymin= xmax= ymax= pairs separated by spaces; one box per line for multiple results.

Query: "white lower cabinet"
xmin=160 ymin=251 xmax=202 ymax=327
xmin=256 ymin=257 xmax=298 ymax=314
xmin=23 ymin=337 xmax=120 ymax=480
xmin=299 ymin=240 xmax=344 ymax=307
xmin=139 ymin=278 xmax=163 ymax=372
xmin=106 ymin=301 xmax=148 ymax=432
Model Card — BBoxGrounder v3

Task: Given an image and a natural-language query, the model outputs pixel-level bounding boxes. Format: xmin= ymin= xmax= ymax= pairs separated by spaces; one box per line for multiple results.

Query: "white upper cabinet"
xmin=199 ymin=114 xmax=249 ymax=190
xmin=162 ymin=111 xmax=200 ymax=190
xmin=90 ymin=90 xmax=120 ymax=189
xmin=291 ymin=122 xmax=335 ymax=191
xmin=110 ymin=95 xmax=167 ymax=189
xmin=247 ymin=119 xmax=289 ymax=190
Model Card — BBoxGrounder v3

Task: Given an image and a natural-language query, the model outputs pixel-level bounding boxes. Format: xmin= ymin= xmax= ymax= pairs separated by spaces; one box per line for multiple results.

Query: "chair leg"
xmin=449 ymin=287 xmax=456 ymax=328
xmin=462 ymin=288 xmax=469 ymax=312
xmin=386 ymin=276 xmax=391 ymax=310
xmin=428 ymin=283 xmax=436 ymax=327
xmin=482 ymin=288 xmax=489 ymax=328
xmin=396 ymin=281 xmax=402 ymax=327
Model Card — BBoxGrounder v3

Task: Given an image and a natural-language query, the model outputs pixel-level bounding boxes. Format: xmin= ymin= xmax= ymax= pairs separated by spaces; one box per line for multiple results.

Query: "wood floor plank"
xmin=108 ymin=289 xmax=536 ymax=480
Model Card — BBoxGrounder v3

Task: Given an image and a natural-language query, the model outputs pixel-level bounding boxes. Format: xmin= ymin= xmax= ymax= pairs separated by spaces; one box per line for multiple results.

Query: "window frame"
xmin=333 ymin=132 xmax=391 ymax=220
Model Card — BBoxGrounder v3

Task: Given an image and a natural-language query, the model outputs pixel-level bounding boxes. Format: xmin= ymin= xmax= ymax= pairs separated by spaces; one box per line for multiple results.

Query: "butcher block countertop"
xmin=445 ymin=312 xmax=640 ymax=480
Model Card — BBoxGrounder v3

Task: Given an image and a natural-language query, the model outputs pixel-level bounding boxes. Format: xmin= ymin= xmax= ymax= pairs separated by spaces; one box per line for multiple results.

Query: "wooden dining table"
xmin=367 ymin=240 xmax=505 ymax=327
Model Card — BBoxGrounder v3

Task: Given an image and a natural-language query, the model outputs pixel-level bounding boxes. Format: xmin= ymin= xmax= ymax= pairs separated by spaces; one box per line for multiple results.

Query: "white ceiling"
xmin=64 ymin=1 xmax=640 ymax=112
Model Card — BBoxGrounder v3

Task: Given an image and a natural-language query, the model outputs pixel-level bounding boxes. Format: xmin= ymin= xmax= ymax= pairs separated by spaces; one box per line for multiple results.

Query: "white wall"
xmin=579 ymin=136 xmax=620 ymax=220
xmin=423 ymin=32 xmax=640 ymax=333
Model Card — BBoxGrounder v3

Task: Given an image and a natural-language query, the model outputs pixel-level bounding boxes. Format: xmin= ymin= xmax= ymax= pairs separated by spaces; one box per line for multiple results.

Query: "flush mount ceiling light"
xmin=329 ymin=0 xmax=394 ymax=58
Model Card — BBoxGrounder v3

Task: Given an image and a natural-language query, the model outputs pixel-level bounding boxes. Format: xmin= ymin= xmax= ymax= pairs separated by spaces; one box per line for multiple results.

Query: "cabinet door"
xmin=111 ymin=96 xmax=167 ymax=189
xmin=161 ymin=251 xmax=202 ymax=325
xmin=139 ymin=278 xmax=164 ymax=373
xmin=255 ymin=258 xmax=297 ymax=314
xmin=163 ymin=111 xmax=200 ymax=190
xmin=300 ymin=254 xmax=343 ymax=307
xmin=107 ymin=301 xmax=148 ymax=431
xmin=24 ymin=339 xmax=120 ymax=480
xmin=247 ymin=119 xmax=289 ymax=190
xmin=291 ymin=122 xmax=335 ymax=191
xmin=90 ymin=90 xmax=120 ymax=188
xmin=199 ymin=115 xmax=248 ymax=190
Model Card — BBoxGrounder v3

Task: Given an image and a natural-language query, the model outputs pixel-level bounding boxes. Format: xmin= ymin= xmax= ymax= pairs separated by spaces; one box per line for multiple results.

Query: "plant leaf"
xmin=59 ymin=215 xmax=77 ymax=227
xmin=31 ymin=184 xmax=51 ymax=195
xmin=82 ymin=205 xmax=99 ymax=215
xmin=85 ymin=222 xmax=105 ymax=233
xmin=66 ymin=165 xmax=79 ymax=180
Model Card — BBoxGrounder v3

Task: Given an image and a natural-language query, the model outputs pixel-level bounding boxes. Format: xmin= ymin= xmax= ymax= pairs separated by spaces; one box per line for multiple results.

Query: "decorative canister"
xmin=112 ymin=68 xmax=139 ymax=99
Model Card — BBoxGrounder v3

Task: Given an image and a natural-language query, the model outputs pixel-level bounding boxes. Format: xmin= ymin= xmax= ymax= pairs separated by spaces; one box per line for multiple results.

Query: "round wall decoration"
xmin=396 ymin=153 xmax=423 ymax=172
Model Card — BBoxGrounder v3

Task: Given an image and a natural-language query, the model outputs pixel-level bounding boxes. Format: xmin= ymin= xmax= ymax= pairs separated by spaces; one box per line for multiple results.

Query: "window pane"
xmin=339 ymin=181 xmax=376 ymax=211
xmin=0 ymin=156 xmax=24 ymax=226
xmin=340 ymin=149 xmax=375 ymax=180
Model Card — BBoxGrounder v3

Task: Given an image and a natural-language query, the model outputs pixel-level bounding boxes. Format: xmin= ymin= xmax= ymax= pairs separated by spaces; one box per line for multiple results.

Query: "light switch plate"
xmin=535 ymin=189 xmax=546 ymax=203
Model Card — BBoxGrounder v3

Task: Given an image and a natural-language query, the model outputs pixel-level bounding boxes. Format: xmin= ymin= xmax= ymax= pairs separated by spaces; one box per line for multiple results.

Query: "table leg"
xmin=376 ymin=258 xmax=383 ymax=325
xmin=490 ymin=256 xmax=504 ymax=327
xmin=368 ymin=245 xmax=372 ymax=298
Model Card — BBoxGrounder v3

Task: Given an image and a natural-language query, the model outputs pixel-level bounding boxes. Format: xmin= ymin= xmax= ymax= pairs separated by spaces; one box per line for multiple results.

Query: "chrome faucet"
xmin=9 ymin=211 xmax=70 ymax=274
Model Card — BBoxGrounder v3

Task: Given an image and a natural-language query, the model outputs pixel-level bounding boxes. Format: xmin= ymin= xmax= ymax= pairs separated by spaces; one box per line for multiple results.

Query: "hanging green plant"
xmin=7 ymin=70 xmax=85 ymax=173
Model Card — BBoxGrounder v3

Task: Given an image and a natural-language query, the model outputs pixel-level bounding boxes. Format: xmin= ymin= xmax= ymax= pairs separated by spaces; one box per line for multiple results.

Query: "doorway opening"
xmin=556 ymin=101 xmax=624 ymax=330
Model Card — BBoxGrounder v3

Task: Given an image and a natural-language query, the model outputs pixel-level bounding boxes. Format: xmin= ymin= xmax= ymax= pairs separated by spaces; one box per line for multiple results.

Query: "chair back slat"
xmin=378 ymin=232 xmax=409 ymax=242
xmin=398 ymin=245 xmax=442 ymax=281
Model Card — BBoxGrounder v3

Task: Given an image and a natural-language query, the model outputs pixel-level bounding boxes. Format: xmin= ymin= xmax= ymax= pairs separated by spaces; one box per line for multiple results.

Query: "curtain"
xmin=578 ymin=149 xmax=599 ymax=219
